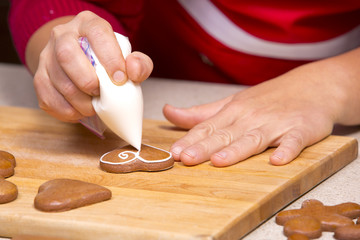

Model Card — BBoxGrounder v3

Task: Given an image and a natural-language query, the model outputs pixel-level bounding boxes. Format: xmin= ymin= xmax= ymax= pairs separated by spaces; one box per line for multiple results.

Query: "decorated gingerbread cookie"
xmin=0 ymin=150 xmax=16 ymax=178
xmin=100 ymin=144 xmax=174 ymax=173
xmin=276 ymin=199 xmax=360 ymax=238
xmin=34 ymin=179 xmax=112 ymax=212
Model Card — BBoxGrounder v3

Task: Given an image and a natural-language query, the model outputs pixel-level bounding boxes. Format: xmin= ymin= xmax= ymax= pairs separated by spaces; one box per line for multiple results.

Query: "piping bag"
xmin=79 ymin=32 xmax=143 ymax=150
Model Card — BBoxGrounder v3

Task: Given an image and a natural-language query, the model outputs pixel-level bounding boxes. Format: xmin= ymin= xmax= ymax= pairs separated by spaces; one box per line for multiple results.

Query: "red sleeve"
xmin=8 ymin=0 xmax=125 ymax=65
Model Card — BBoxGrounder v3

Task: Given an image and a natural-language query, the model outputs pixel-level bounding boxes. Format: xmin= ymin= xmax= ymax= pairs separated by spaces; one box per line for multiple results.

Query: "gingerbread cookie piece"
xmin=287 ymin=233 xmax=310 ymax=240
xmin=276 ymin=199 xmax=360 ymax=238
xmin=284 ymin=216 xmax=321 ymax=238
xmin=0 ymin=150 xmax=16 ymax=178
xmin=334 ymin=222 xmax=360 ymax=240
xmin=100 ymin=144 xmax=174 ymax=173
xmin=0 ymin=177 xmax=18 ymax=204
xmin=34 ymin=179 xmax=112 ymax=212
xmin=0 ymin=150 xmax=16 ymax=167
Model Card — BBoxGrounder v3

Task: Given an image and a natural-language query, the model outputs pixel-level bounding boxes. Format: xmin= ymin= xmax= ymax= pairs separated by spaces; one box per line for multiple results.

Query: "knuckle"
xmin=51 ymin=24 xmax=65 ymax=39
xmin=77 ymin=10 xmax=95 ymax=20
xmin=33 ymin=72 xmax=44 ymax=87
xmin=213 ymin=129 xmax=233 ymax=146
xmin=79 ymin=77 xmax=97 ymax=93
xmin=61 ymin=82 xmax=79 ymax=99
xmin=192 ymin=122 xmax=216 ymax=136
xmin=37 ymin=98 xmax=50 ymax=112
xmin=86 ymin=18 xmax=113 ymax=40
xmin=224 ymin=144 xmax=242 ymax=157
xmin=54 ymin=41 xmax=73 ymax=64
xmin=77 ymin=10 xmax=100 ymax=24
xmin=101 ymin=55 xmax=120 ymax=68
xmin=38 ymin=49 xmax=48 ymax=63
xmin=284 ymin=130 xmax=305 ymax=148
xmin=35 ymin=92 xmax=53 ymax=114
xmin=244 ymin=128 xmax=265 ymax=151
xmin=62 ymin=107 xmax=81 ymax=121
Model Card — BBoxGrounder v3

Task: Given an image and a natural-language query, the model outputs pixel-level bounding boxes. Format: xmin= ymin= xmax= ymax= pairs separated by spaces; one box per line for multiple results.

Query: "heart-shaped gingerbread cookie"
xmin=34 ymin=179 xmax=112 ymax=212
xmin=100 ymin=144 xmax=174 ymax=173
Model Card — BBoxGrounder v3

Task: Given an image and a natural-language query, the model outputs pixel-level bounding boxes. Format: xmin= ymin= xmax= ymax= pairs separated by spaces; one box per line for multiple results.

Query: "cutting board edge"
xmin=0 ymin=215 xmax=216 ymax=240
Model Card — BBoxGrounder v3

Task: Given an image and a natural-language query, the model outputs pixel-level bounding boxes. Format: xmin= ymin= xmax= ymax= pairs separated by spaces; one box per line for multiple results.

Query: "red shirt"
xmin=9 ymin=0 xmax=360 ymax=85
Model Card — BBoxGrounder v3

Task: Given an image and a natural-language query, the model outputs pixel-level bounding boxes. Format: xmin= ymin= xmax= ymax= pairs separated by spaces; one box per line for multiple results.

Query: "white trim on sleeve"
xmin=178 ymin=0 xmax=360 ymax=60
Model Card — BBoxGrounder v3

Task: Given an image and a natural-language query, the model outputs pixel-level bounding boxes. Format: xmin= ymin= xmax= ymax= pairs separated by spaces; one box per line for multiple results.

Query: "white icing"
xmin=100 ymin=144 xmax=172 ymax=165
xmin=91 ymin=33 xmax=143 ymax=150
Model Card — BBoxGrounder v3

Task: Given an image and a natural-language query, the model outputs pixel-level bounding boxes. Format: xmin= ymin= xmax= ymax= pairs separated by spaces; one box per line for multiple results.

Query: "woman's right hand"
xmin=26 ymin=11 xmax=153 ymax=122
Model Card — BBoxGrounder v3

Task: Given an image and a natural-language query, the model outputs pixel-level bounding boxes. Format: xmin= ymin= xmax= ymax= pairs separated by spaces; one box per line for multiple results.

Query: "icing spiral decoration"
xmin=118 ymin=151 xmax=140 ymax=162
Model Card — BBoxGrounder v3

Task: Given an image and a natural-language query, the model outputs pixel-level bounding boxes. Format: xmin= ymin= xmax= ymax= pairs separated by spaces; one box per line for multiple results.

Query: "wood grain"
xmin=0 ymin=106 xmax=357 ymax=240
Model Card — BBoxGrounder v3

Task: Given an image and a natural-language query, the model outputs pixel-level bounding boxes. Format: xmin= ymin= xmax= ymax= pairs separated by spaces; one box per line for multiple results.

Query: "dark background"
xmin=1 ymin=0 xmax=21 ymax=64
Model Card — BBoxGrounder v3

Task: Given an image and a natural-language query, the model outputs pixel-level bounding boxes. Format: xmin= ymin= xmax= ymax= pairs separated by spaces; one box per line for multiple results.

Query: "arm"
xmin=164 ymin=46 xmax=360 ymax=166
xmin=9 ymin=1 xmax=153 ymax=122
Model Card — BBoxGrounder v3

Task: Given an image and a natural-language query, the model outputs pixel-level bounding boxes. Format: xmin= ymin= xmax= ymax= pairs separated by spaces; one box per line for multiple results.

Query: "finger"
xmin=163 ymin=95 xmax=234 ymax=129
xmin=126 ymin=51 xmax=153 ymax=83
xmin=34 ymin=64 xmax=82 ymax=122
xmin=210 ymin=128 xmax=270 ymax=167
xmin=269 ymin=130 xmax=307 ymax=165
xmin=47 ymin=64 xmax=95 ymax=118
xmin=47 ymin=44 xmax=95 ymax=118
xmin=170 ymin=110 xmax=237 ymax=161
xmin=51 ymin=24 xmax=99 ymax=96
xmin=179 ymin=128 xmax=235 ymax=166
xmin=76 ymin=11 xmax=127 ymax=85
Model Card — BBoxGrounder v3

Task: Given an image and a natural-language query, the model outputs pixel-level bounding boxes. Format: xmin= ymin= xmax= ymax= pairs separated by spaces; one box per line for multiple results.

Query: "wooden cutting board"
xmin=0 ymin=106 xmax=357 ymax=240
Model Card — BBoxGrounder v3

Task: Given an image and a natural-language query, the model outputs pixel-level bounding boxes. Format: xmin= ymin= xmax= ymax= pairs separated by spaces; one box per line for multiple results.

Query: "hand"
xmin=28 ymin=11 xmax=153 ymax=122
xmin=163 ymin=61 xmax=351 ymax=167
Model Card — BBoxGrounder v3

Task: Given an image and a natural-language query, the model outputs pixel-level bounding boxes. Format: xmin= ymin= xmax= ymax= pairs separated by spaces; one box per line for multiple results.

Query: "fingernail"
xmin=272 ymin=151 xmax=284 ymax=160
xmin=183 ymin=148 xmax=196 ymax=159
xmin=215 ymin=151 xmax=227 ymax=159
xmin=271 ymin=151 xmax=286 ymax=165
xmin=171 ymin=146 xmax=182 ymax=157
xmin=112 ymin=70 xmax=126 ymax=85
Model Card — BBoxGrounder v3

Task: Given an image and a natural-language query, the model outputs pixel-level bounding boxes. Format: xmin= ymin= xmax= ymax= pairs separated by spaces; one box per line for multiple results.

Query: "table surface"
xmin=0 ymin=63 xmax=359 ymax=240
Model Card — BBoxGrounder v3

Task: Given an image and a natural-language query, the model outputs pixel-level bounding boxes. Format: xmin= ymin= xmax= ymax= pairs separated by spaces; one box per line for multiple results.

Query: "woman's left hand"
xmin=163 ymin=57 xmax=358 ymax=166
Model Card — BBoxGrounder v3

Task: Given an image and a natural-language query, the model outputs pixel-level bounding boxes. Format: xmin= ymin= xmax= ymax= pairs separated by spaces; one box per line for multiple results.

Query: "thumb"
xmin=162 ymin=95 xmax=234 ymax=129
xmin=76 ymin=12 xmax=128 ymax=85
